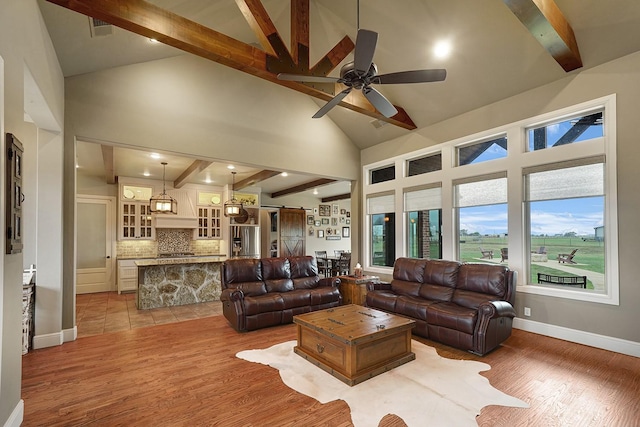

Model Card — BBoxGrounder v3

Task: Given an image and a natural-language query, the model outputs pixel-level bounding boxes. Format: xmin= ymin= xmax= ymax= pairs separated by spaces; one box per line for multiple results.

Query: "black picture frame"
xmin=319 ymin=204 xmax=331 ymax=216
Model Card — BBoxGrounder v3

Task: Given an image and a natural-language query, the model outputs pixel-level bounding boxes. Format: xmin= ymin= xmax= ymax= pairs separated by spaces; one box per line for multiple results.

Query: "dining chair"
xmin=334 ymin=250 xmax=344 ymax=257
xmin=315 ymin=251 xmax=329 ymax=277
xmin=331 ymin=252 xmax=351 ymax=276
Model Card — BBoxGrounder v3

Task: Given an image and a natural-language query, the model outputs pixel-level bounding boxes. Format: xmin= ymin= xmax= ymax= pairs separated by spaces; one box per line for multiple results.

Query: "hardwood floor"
xmin=22 ymin=312 xmax=640 ymax=426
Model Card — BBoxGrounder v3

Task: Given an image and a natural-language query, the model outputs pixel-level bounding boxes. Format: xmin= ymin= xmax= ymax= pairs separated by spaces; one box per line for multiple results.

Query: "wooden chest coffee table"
xmin=293 ymin=304 xmax=415 ymax=386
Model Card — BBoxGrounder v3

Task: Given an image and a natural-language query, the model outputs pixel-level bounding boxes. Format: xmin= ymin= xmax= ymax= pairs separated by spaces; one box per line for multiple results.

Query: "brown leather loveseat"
xmin=220 ymin=256 xmax=341 ymax=332
xmin=366 ymin=257 xmax=517 ymax=355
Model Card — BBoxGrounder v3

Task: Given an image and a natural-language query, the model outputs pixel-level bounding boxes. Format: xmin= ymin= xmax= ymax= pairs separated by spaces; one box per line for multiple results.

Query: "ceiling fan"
xmin=277 ymin=28 xmax=447 ymax=119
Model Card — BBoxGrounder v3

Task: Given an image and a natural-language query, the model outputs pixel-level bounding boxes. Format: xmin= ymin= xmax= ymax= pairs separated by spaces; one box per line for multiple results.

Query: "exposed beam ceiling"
xmin=271 ymin=178 xmax=336 ymax=198
xmin=100 ymin=144 xmax=116 ymax=184
xmin=322 ymin=193 xmax=351 ymax=203
xmin=173 ymin=160 xmax=212 ymax=188
xmin=503 ymin=0 xmax=582 ymax=72
xmin=234 ymin=170 xmax=281 ymax=190
xmin=45 ymin=0 xmax=417 ymax=129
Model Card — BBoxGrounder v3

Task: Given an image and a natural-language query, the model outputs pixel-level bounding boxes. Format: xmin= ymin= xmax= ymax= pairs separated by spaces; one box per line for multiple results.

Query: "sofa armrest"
xmin=478 ymin=300 xmax=516 ymax=319
xmin=318 ymin=276 xmax=341 ymax=288
xmin=220 ymin=288 xmax=244 ymax=302
xmin=367 ymin=281 xmax=392 ymax=292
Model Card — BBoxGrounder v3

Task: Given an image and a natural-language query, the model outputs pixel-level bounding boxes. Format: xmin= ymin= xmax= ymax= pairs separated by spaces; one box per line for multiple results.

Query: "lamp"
xmin=149 ymin=162 xmax=177 ymax=214
xmin=224 ymin=171 xmax=243 ymax=217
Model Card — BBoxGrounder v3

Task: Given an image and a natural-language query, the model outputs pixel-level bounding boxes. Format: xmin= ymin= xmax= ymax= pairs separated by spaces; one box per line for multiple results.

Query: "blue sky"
xmin=459 ymin=196 xmax=604 ymax=236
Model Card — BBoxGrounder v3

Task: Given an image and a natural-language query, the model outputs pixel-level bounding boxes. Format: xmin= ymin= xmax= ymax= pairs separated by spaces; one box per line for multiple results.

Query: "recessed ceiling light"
xmin=433 ymin=40 xmax=452 ymax=59
xmin=143 ymin=171 xmax=151 ymax=177
xmin=148 ymin=38 xmax=160 ymax=44
xmin=227 ymin=165 xmax=235 ymax=170
xmin=150 ymin=153 xmax=161 ymax=159
xmin=313 ymin=189 xmax=318 ymax=195
xmin=281 ymin=172 xmax=288 ymax=177
xmin=205 ymin=178 xmax=212 ymax=184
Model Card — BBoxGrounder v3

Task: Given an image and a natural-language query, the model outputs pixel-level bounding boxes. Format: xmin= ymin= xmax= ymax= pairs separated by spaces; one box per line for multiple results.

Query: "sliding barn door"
xmin=279 ymin=208 xmax=305 ymax=257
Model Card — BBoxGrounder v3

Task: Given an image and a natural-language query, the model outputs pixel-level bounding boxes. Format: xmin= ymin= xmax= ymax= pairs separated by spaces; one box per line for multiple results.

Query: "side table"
xmin=337 ymin=275 xmax=379 ymax=305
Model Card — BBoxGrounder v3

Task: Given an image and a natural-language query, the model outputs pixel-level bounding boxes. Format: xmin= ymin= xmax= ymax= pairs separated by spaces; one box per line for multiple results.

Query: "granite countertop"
xmin=134 ymin=255 xmax=228 ymax=267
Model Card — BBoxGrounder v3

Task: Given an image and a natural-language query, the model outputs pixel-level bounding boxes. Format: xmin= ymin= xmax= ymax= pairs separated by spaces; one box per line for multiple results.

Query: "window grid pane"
xmin=527 ymin=111 xmax=603 ymax=151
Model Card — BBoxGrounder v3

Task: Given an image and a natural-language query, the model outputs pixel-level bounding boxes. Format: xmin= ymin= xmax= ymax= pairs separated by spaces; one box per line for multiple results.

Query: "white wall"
xmin=0 ymin=1 xmax=65 ymax=425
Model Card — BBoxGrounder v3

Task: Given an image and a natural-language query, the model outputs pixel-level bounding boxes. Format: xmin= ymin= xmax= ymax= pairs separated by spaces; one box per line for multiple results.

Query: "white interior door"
xmin=76 ymin=197 xmax=115 ymax=294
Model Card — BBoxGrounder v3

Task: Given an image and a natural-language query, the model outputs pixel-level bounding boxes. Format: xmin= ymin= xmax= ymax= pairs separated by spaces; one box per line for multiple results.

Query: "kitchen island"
xmin=135 ymin=256 xmax=227 ymax=309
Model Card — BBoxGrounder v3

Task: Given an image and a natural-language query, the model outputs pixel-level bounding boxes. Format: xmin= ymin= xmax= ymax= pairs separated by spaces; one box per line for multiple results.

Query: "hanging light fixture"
xmin=149 ymin=162 xmax=177 ymax=214
xmin=224 ymin=171 xmax=243 ymax=217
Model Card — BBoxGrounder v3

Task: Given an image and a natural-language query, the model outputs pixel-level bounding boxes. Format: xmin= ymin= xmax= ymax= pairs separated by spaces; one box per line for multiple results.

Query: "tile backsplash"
xmin=116 ymin=229 xmax=222 ymax=258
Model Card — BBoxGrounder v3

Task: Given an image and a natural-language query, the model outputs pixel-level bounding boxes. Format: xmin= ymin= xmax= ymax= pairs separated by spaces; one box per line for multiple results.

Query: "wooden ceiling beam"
xmin=45 ymin=0 xmax=418 ymax=130
xmin=234 ymin=170 xmax=281 ymax=190
xmin=173 ymin=160 xmax=212 ymax=188
xmin=271 ymin=178 xmax=336 ymax=198
xmin=100 ymin=144 xmax=116 ymax=184
xmin=503 ymin=0 xmax=582 ymax=72
xmin=322 ymin=193 xmax=351 ymax=203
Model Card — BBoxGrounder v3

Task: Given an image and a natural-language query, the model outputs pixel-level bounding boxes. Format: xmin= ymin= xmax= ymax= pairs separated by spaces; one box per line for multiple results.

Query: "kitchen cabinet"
xmin=119 ymin=201 xmax=155 ymax=240
xmin=196 ymin=206 xmax=222 ymax=239
xmin=117 ymin=259 xmax=138 ymax=294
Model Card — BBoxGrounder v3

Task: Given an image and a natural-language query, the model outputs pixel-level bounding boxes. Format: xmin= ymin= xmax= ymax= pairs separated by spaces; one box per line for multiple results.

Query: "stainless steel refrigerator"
xmin=230 ymin=225 xmax=260 ymax=258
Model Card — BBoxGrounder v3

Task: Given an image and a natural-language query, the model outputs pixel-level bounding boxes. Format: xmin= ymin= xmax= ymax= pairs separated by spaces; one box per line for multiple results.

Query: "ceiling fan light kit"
xmin=224 ymin=171 xmax=243 ymax=217
xmin=149 ymin=162 xmax=178 ymax=214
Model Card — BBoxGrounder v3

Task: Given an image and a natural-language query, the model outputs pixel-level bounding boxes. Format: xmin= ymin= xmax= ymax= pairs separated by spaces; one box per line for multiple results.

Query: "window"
xmin=525 ymin=159 xmax=605 ymax=292
xmin=407 ymin=153 xmax=441 ymax=176
xmin=405 ymin=185 xmax=442 ymax=259
xmin=370 ymin=165 xmax=395 ymax=184
xmin=367 ymin=193 xmax=395 ymax=267
xmin=457 ymin=135 xmax=507 ymax=166
xmin=527 ymin=111 xmax=603 ymax=151
xmin=454 ymin=174 xmax=507 ymax=262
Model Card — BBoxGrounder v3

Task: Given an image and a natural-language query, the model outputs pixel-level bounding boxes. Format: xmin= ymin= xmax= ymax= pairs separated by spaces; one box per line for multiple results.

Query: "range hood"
xmin=154 ymin=189 xmax=198 ymax=228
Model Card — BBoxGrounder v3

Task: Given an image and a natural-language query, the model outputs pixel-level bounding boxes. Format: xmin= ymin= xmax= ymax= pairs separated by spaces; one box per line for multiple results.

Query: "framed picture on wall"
xmin=321 ymin=218 xmax=329 ymax=225
xmin=317 ymin=230 xmax=324 ymax=238
xmin=331 ymin=217 xmax=338 ymax=226
xmin=341 ymin=209 xmax=346 ymax=214
xmin=307 ymin=215 xmax=314 ymax=225
xmin=319 ymin=204 xmax=331 ymax=216
xmin=314 ymin=220 xmax=321 ymax=227
xmin=332 ymin=204 xmax=339 ymax=215
xmin=342 ymin=227 xmax=350 ymax=238
xmin=346 ymin=219 xmax=351 ymax=225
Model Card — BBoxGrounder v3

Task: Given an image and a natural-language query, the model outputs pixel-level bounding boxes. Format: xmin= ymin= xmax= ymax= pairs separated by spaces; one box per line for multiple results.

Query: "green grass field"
xmin=459 ymin=236 xmax=605 ymax=290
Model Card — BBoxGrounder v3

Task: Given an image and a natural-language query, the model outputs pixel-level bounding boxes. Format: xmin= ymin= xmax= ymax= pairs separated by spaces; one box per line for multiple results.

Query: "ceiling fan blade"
xmin=277 ymin=73 xmax=340 ymax=83
xmin=362 ymin=86 xmax=398 ymax=118
xmin=313 ymin=88 xmax=352 ymax=118
xmin=353 ymin=29 xmax=378 ymax=74
xmin=375 ymin=69 xmax=447 ymax=84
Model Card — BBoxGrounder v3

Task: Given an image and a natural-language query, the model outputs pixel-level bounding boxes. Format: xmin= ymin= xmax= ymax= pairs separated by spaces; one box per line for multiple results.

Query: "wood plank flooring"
xmin=22 ymin=309 xmax=640 ymax=426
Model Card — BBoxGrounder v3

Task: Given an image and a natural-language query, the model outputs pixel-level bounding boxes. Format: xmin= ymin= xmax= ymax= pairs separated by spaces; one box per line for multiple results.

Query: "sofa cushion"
xmin=426 ymin=302 xmax=477 ymax=335
xmin=391 ymin=280 xmax=422 ymax=297
xmin=289 ymin=256 xmax=318 ymax=278
xmin=309 ymin=287 xmax=341 ymax=305
xmin=423 ymin=260 xmax=461 ymax=288
xmin=244 ymin=294 xmax=285 ymax=316
xmin=261 ymin=257 xmax=294 ymax=293
xmin=223 ymin=258 xmax=263 ymax=285
xmin=232 ymin=282 xmax=267 ymax=297
xmin=366 ymin=290 xmax=399 ymax=312
xmin=280 ymin=290 xmax=311 ymax=309
xmin=453 ymin=264 xmax=508 ymax=309
xmin=395 ymin=296 xmax=438 ymax=321
xmin=393 ymin=258 xmax=428 ymax=283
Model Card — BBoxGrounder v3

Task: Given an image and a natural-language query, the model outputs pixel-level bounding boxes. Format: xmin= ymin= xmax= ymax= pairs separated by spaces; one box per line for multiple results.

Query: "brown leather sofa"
xmin=220 ymin=256 xmax=341 ymax=332
xmin=366 ymin=257 xmax=517 ymax=356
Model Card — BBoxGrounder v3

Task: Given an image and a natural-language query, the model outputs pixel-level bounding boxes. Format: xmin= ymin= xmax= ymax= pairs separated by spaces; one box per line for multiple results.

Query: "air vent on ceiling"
xmin=89 ymin=17 xmax=113 ymax=38
xmin=370 ymin=118 xmax=388 ymax=129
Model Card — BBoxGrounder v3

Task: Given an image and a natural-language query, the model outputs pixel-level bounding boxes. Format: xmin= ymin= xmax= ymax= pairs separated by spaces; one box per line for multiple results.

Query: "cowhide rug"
xmin=237 ymin=340 xmax=528 ymax=426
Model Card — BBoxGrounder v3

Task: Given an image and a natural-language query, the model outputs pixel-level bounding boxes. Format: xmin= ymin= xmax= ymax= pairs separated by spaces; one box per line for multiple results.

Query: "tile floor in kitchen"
xmin=76 ymin=292 xmax=223 ymax=338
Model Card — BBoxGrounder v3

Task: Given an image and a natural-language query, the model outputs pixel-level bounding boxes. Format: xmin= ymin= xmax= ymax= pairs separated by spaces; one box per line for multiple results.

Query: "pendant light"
xmin=149 ymin=162 xmax=178 ymax=214
xmin=224 ymin=171 xmax=243 ymax=217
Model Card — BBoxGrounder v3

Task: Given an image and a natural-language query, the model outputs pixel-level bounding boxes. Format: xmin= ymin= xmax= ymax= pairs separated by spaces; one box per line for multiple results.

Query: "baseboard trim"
xmin=3 ymin=399 xmax=23 ymax=427
xmin=513 ymin=318 xmax=640 ymax=358
xmin=63 ymin=326 xmax=77 ymax=343
xmin=33 ymin=331 xmax=63 ymax=349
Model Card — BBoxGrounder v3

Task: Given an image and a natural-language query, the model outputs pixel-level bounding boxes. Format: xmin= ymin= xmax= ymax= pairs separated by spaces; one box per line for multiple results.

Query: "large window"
xmin=457 ymin=135 xmax=507 ymax=166
xmin=454 ymin=175 xmax=508 ymax=262
xmin=527 ymin=111 xmax=603 ymax=151
xmin=405 ymin=185 xmax=442 ymax=259
xmin=525 ymin=159 xmax=605 ymax=292
xmin=368 ymin=194 xmax=396 ymax=267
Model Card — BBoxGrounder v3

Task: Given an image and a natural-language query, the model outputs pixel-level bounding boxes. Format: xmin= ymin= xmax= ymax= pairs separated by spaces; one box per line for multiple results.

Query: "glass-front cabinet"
xmin=119 ymin=185 xmax=154 ymax=240
xmin=196 ymin=191 xmax=222 ymax=239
